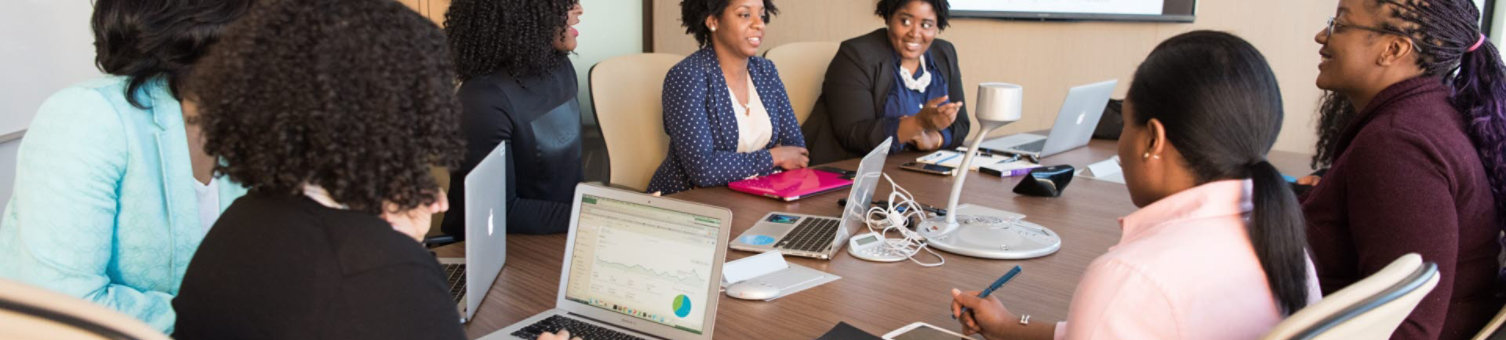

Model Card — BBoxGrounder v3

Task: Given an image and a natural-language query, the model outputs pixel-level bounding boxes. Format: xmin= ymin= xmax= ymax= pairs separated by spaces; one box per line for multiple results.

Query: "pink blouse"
xmin=1054 ymin=180 xmax=1322 ymax=340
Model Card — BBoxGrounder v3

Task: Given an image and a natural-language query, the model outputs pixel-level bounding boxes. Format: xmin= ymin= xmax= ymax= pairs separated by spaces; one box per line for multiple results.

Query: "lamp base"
xmin=917 ymin=204 xmax=1061 ymax=259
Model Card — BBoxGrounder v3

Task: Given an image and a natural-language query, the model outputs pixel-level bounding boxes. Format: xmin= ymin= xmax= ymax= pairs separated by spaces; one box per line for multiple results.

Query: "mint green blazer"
xmin=0 ymin=76 xmax=247 ymax=332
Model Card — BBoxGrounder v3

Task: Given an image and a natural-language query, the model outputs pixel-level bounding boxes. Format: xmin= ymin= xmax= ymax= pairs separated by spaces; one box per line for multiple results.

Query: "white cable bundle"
xmin=862 ymin=173 xmax=945 ymax=267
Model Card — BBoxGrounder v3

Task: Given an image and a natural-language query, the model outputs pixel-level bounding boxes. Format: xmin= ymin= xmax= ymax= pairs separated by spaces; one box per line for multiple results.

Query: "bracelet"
xmin=1019 ymin=314 xmax=1031 ymax=325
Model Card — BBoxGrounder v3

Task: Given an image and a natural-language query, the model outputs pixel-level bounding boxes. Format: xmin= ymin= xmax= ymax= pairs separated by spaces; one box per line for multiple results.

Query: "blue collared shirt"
xmin=882 ymin=50 xmax=952 ymax=152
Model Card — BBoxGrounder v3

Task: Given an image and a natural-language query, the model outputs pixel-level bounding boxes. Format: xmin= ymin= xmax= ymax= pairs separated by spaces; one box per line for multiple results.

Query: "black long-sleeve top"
xmin=173 ymin=193 xmax=465 ymax=340
xmin=442 ymin=59 xmax=583 ymax=237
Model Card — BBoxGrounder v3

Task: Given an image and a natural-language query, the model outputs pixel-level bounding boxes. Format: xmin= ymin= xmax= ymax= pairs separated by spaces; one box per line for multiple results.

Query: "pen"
xmin=954 ymin=265 xmax=1022 ymax=320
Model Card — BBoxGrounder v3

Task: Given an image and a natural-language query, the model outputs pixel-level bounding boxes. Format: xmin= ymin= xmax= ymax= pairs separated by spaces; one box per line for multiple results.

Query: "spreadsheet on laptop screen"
xmin=564 ymin=194 xmax=721 ymax=335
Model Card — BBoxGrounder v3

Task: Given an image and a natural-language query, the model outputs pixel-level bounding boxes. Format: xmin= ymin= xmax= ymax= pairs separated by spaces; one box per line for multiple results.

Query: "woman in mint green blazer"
xmin=0 ymin=0 xmax=252 ymax=332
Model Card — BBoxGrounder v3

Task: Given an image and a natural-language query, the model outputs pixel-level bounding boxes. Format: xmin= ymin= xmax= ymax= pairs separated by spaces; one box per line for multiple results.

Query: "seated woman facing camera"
xmin=803 ymin=0 xmax=969 ymax=165
xmin=0 ymin=0 xmax=251 ymax=331
xmin=169 ymin=0 xmax=571 ymax=339
xmin=950 ymin=31 xmax=1321 ymax=339
xmin=646 ymin=0 xmax=807 ymax=195
xmin=442 ymin=0 xmax=586 ymax=236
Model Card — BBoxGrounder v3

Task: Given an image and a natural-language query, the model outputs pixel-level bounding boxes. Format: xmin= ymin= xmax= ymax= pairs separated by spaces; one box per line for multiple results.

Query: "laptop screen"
xmin=563 ymin=194 xmax=722 ymax=335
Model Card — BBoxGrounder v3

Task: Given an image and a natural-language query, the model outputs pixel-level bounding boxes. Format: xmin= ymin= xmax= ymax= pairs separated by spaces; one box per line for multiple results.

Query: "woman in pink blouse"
xmin=950 ymin=31 xmax=1322 ymax=339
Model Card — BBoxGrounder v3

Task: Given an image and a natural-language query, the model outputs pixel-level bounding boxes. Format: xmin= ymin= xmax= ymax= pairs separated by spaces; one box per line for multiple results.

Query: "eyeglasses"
xmin=1326 ymin=17 xmax=1407 ymax=38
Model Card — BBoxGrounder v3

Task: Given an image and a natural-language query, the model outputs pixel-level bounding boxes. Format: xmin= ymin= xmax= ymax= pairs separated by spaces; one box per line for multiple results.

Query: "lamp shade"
xmin=975 ymin=82 xmax=1023 ymax=124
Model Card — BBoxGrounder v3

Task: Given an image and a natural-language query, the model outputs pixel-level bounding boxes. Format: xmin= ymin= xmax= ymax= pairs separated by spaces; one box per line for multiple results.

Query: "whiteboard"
xmin=0 ymin=0 xmax=103 ymax=137
xmin=951 ymin=0 xmax=1163 ymax=16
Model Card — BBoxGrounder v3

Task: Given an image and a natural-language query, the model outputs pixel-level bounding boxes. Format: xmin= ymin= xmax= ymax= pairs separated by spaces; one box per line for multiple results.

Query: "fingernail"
xmin=951 ymin=288 xmax=961 ymax=295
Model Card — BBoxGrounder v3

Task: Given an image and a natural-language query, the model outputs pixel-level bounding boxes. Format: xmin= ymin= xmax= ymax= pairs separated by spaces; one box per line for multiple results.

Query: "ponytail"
xmin=1246 ymin=160 xmax=1311 ymax=315
xmin=1129 ymin=31 xmax=1312 ymax=315
xmin=1449 ymin=37 xmax=1506 ymax=234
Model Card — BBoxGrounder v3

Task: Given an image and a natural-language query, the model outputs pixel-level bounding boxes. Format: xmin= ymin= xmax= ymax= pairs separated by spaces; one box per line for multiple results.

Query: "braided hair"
xmin=1316 ymin=0 xmax=1506 ymax=235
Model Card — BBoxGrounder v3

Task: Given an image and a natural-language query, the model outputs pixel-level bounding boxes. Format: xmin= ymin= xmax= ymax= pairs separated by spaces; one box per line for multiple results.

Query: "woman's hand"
xmin=770 ymin=145 xmax=810 ymax=170
xmin=1297 ymin=175 xmax=1322 ymax=186
xmin=382 ymin=189 xmax=448 ymax=242
xmin=912 ymin=130 xmax=944 ymax=151
xmin=917 ymin=96 xmax=964 ymax=131
xmin=535 ymin=330 xmax=581 ymax=340
xmin=951 ymin=288 xmax=1015 ymax=340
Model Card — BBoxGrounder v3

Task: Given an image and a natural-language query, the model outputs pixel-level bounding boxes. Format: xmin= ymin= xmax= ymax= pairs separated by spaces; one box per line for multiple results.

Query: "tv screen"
xmin=950 ymin=0 xmax=1197 ymax=23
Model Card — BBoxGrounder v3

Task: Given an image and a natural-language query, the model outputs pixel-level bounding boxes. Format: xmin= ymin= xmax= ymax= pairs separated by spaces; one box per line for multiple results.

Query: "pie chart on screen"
xmin=672 ymin=294 xmax=691 ymax=318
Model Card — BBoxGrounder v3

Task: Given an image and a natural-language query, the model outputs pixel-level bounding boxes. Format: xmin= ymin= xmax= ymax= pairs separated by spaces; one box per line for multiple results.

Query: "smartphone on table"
xmin=900 ymin=161 xmax=954 ymax=176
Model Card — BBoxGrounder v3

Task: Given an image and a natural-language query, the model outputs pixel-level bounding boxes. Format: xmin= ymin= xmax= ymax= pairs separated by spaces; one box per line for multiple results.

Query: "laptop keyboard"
xmin=775 ymin=217 xmax=841 ymax=253
xmin=443 ymin=263 xmax=466 ymax=304
xmin=512 ymin=315 xmax=648 ymax=340
xmin=1013 ymin=139 xmax=1047 ymax=153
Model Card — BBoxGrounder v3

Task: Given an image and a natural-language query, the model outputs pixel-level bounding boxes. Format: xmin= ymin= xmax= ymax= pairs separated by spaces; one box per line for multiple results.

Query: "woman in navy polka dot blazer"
xmin=647 ymin=0 xmax=807 ymax=195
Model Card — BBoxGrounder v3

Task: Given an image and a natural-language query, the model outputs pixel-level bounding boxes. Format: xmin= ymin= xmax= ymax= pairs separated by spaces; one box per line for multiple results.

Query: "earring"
xmin=1142 ymin=153 xmax=1160 ymax=160
xmin=710 ymin=26 xmax=717 ymax=32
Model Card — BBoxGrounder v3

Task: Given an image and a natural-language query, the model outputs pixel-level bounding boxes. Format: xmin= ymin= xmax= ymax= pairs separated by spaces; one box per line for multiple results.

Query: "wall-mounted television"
xmin=950 ymin=0 xmax=1198 ymax=23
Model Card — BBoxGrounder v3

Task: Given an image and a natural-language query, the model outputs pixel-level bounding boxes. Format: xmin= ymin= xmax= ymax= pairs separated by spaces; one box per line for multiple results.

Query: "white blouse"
xmin=193 ymin=177 xmax=220 ymax=234
xmin=728 ymin=76 xmax=772 ymax=153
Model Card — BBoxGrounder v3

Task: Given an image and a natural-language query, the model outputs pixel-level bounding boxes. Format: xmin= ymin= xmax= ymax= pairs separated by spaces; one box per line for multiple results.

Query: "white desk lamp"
xmin=917 ymin=83 xmax=1062 ymax=259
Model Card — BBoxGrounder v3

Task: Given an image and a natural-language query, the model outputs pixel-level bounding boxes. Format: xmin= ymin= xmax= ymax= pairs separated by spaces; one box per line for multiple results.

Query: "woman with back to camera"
xmin=1302 ymin=0 xmax=1506 ymax=338
xmin=0 ymin=0 xmax=252 ymax=331
xmin=950 ymin=31 xmax=1321 ymax=339
xmin=803 ymin=0 xmax=969 ymax=165
xmin=647 ymin=0 xmax=808 ymax=195
xmin=442 ymin=0 xmax=586 ymax=237
xmin=169 ymin=0 xmax=574 ymax=339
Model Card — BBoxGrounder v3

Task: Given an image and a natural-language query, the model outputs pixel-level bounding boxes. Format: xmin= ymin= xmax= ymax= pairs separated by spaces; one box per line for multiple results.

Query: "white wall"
xmin=569 ymin=0 xmax=645 ymax=125
xmin=2 ymin=0 xmax=103 ymax=136
xmin=0 ymin=136 xmax=20 ymax=215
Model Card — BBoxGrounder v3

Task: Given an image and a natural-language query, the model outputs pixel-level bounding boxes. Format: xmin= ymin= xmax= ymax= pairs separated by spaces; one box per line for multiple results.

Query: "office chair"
xmin=589 ymin=53 xmax=682 ymax=192
xmin=0 ymin=279 xmax=171 ymax=340
xmin=1261 ymin=253 xmax=1440 ymax=340
xmin=763 ymin=41 xmax=840 ymax=126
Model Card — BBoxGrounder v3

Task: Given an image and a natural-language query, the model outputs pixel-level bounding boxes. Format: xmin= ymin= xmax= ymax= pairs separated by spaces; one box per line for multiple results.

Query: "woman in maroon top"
xmin=1305 ymin=0 xmax=1506 ymax=338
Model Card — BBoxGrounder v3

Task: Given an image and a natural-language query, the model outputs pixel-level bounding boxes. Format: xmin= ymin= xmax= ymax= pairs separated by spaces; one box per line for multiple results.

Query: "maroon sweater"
xmin=1303 ymin=76 xmax=1503 ymax=340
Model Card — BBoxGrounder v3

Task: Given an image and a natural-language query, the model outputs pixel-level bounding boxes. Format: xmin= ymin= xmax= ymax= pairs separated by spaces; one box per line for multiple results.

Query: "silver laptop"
xmin=728 ymin=138 xmax=891 ymax=260
xmin=437 ymin=142 xmax=508 ymax=323
xmin=480 ymin=184 xmax=732 ymax=340
xmin=979 ymin=79 xmax=1117 ymax=160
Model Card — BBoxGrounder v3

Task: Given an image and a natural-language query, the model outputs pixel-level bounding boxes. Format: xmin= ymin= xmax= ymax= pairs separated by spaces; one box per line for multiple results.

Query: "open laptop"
xmin=979 ymin=79 xmax=1117 ymax=160
xmin=728 ymin=138 xmax=892 ymax=260
xmin=480 ymin=184 xmax=732 ymax=340
xmin=437 ymin=142 xmax=508 ymax=323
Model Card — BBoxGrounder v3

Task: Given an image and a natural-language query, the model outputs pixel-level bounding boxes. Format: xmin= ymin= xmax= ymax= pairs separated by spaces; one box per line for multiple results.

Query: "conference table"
xmin=438 ymin=139 xmax=1313 ymax=339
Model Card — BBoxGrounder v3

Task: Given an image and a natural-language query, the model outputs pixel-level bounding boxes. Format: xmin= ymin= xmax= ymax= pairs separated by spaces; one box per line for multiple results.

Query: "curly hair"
xmin=875 ymin=0 xmax=950 ymax=30
xmin=92 ymin=0 xmax=254 ymax=108
xmin=445 ymin=0 xmax=578 ymax=81
xmin=190 ymin=0 xmax=463 ymax=214
xmin=680 ymin=0 xmax=779 ymax=48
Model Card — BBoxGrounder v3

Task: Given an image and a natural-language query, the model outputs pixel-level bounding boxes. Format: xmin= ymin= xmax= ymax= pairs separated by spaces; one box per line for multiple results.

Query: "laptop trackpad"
xmin=738 ymin=214 xmax=800 ymax=245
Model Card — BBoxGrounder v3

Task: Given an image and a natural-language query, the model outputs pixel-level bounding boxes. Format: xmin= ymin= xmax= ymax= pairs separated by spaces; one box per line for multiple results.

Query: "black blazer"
xmin=443 ymin=59 xmax=583 ymax=237
xmin=802 ymin=28 xmax=971 ymax=165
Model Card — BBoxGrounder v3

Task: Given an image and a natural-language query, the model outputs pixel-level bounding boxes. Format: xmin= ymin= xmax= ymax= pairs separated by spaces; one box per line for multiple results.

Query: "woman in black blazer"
xmin=442 ymin=0 xmax=586 ymax=237
xmin=803 ymin=0 xmax=970 ymax=165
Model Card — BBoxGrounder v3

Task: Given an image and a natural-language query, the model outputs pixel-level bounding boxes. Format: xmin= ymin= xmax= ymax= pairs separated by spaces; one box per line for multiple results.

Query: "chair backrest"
xmin=590 ymin=53 xmax=682 ymax=192
xmin=0 ymin=279 xmax=171 ymax=340
xmin=1262 ymin=253 xmax=1440 ymax=340
xmin=762 ymin=41 xmax=840 ymax=126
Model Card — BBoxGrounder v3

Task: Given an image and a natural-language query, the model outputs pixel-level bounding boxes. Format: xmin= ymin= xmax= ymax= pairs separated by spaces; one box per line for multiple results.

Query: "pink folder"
xmin=727 ymin=168 xmax=853 ymax=201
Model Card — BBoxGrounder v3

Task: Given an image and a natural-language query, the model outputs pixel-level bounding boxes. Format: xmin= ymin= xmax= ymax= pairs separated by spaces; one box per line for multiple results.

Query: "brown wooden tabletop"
xmin=438 ymin=139 xmax=1314 ymax=339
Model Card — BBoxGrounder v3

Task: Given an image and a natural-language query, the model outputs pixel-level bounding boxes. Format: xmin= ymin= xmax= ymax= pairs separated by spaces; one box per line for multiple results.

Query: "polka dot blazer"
xmin=647 ymin=47 xmax=805 ymax=195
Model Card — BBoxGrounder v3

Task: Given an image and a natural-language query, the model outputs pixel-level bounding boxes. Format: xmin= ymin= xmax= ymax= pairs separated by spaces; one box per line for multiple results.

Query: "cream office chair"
xmin=1261 ymin=253 xmax=1440 ymax=340
xmin=763 ymin=41 xmax=840 ymax=125
xmin=590 ymin=53 xmax=682 ymax=192
xmin=0 ymin=279 xmax=171 ymax=340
